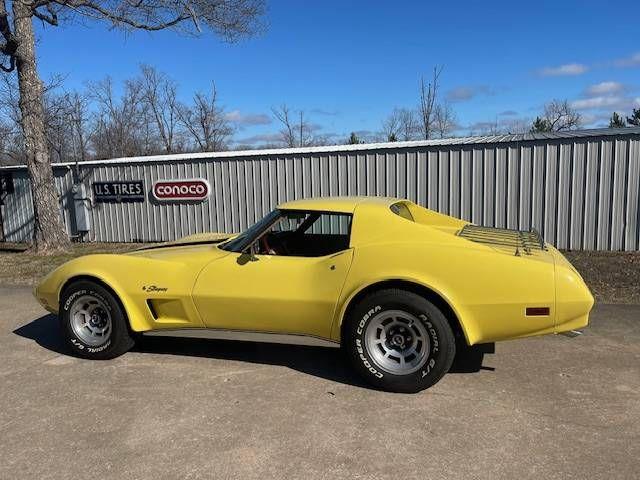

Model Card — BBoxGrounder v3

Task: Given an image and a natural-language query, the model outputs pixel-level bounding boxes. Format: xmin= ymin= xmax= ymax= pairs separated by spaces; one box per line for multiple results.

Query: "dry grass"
xmin=0 ymin=242 xmax=638 ymax=304
xmin=0 ymin=242 xmax=152 ymax=287
xmin=562 ymin=250 xmax=640 ymax=305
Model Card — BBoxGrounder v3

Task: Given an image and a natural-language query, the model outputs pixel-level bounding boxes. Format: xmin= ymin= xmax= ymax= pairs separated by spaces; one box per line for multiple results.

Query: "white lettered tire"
xmin=60 ymin=280 xmax=135 ymax=360
xmin=344 ymin=289 xmax=456 ymax=393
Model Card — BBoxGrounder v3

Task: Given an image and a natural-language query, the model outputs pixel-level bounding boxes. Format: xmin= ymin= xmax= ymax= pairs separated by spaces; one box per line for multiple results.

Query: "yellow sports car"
xmin=35 ymin=196 xmax=594 ymax=392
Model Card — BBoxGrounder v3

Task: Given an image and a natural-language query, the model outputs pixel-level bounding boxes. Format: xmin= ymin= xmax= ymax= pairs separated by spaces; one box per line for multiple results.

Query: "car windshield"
xmin=220 ymin=209 xmax=280 ymax=253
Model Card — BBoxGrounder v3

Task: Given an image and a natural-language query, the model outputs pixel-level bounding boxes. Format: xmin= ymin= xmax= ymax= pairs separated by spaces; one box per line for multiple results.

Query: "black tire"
xmin=59 ymin=280 xmax=135 ymax=360
xmin=343 ymin=289 xmax=456 ymax=393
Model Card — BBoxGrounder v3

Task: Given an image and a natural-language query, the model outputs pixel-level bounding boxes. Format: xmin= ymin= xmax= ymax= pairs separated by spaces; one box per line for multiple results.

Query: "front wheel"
xmin=60 ymin=280 xmax=135 ymax=359
xmin=344 ymin=289 xmax=456 ymax=393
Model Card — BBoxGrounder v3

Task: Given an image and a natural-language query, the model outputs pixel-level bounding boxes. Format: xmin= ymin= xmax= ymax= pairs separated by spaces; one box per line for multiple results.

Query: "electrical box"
xmin=72 ymin=183 xmax=91 ymax=234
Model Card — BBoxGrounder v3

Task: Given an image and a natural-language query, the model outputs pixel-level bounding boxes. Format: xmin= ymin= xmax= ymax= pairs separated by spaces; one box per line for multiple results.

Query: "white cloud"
xmin=539 ymin=63 xmax=588 ymax=76
xmin=580 ymin=112 xmax=613 ymax=127
xmin=311 ymin=108 xmax=340 ymax=116
xmin=614 ymin=52 xmax=640 ymax=68
xmin=446 ymin=85 xmax=492 ymax=102
xmin=571 ymin=96 xmax=630 ymax=110
xmin=233 ymin=133 xmax=282 ymax=145
xmin=225 ymin=110 xmax=272 ymax=126
xmin=585 ymin=81 xmax=624 ymax=96
xmin=463 ymin=116 xmax=532 ymax=135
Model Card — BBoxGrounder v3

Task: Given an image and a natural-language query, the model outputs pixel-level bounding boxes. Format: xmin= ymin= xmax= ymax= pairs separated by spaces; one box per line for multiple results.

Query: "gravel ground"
xmin=1 ymin=288 xmax=639 ymax=480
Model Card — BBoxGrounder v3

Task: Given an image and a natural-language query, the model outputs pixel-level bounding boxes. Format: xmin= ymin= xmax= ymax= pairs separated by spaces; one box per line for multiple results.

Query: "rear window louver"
xmin=458 ymin=225 xmax=546 ymax=256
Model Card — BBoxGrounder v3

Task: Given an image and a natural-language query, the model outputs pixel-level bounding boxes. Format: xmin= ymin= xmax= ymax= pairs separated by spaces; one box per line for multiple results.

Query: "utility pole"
xmin=299 ymin=111 xmax=303 ymax=148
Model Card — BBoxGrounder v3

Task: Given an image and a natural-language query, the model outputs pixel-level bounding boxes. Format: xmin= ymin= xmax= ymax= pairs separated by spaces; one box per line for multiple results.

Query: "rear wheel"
xmin=344 ymin=289 xmax=456 ymax=393
xmin=60 ymin=280 xmax=135 ymax=359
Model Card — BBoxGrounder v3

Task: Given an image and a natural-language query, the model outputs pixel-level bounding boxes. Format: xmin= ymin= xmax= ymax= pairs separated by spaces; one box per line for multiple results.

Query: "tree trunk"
xmin=12 ymin=1 xmax=70 ymax=253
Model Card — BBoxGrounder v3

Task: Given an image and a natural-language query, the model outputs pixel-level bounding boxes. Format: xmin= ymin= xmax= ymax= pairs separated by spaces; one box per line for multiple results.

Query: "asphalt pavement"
xmin=1 ymin=286 xmax=638 ymax=480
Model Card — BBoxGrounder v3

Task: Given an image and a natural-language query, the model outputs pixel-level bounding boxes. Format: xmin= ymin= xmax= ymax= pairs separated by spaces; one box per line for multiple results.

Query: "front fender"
xmin=34 ymin=254 xmax=205 ymax=332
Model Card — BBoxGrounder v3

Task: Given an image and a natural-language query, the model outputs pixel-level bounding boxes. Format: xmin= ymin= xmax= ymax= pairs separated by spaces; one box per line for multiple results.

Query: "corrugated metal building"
xmin=1 ymin=127 xmax=639 ymax=250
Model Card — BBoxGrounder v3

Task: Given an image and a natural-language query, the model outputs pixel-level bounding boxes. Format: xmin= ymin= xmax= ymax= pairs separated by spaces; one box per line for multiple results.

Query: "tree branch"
xmin=0 ymin=53 xmax=14 ymax=72
xmin=0 ymin=0 xmax=16 ymax=72
xmin=53 ymin=0 xmax=189 ymax=31
xmin=33 ymin=4 xmax=59 ymax=26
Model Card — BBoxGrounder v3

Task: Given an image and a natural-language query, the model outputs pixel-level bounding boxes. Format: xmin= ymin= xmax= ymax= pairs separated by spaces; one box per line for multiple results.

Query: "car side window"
xmin=271 ymin=212 xmax=310 ymax=233
xmin=255 ymin=211 xmax=352 ymax=257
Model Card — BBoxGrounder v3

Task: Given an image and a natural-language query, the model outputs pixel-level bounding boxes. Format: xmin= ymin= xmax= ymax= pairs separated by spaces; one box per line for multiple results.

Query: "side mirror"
xmin=248 ymin=242 xmax=258 ymax=261
xmin=238 ymin=242 xmax=259 ymax=263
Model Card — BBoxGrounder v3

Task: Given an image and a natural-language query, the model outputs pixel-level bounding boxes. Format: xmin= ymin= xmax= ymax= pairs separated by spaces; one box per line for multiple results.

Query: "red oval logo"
xmin=152 ymin=179 xmax=211 ymax=201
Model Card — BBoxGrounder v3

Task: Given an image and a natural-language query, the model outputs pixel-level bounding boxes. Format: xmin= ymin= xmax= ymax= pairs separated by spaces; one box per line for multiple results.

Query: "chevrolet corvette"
xmin=35 ymin=196 xmax=594 ymax=392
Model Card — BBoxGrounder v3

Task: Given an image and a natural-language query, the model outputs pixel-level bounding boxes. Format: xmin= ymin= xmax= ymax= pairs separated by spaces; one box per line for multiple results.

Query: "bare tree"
xmin=418 ymin=66 xmax=443 ymax=140
xmin=0 ymin=0 xmax=265 ymax=253
xmin=64 ymin=91 xmax=91 ymax=164
xmin=43 ymin=92 xmax=75 ymax=163
xmin=271 ymin=104 xmax=315 ymax=147
xmin=178 ymin=83 xmax=233 ymax=152
xmin=380 ymin=107 xmax=419 ymax=142
xmin=0 ymin=119 xmax=15 ymax=164
xmin=1 ymin=72 xmax=84 ymax=163
xmin=90 ymin=77 xmax=153 ymax=159
xmin=271 ymin=104 xmax=296 ymax=147
xmin=531 ymin=99 xmax=582 ymax=132
xmin=381 ymin=109 xmax=401 ymax=142
xmin=433 ymin=102 xmax=457 ymax=138
xmin=501 ymin=117 xmax=530 ymax=135
xmin=138 ymin=65 xmax=182 ymax=153
xmin=398 ymin=109 xmax=419 ymax=141
xmin=0 ymin=73 xmax=24 ymax=165
xmin=545 ymin=100 xmax=581 ymax=131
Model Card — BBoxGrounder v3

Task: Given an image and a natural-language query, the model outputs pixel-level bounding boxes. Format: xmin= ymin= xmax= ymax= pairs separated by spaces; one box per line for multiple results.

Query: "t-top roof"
xmin=278 ymin=196 xmax=400 ymax=213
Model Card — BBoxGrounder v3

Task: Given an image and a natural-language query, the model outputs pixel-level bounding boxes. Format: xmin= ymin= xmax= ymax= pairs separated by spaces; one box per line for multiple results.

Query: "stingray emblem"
xmin=142 ymin=285 xmax=168 ymax=293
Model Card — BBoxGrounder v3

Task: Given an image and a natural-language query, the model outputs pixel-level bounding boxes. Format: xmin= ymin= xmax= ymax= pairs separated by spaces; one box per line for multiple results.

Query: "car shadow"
xmin=14 ymin=314 xmax=493 ymax=389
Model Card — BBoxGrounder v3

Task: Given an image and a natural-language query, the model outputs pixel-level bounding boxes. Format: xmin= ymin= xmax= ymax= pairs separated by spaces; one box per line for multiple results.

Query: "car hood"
xmin=126 ymin=232 xmax=235 ymax=261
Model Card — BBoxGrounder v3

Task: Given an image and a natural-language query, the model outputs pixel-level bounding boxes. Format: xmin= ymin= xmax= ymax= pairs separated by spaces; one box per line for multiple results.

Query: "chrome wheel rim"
xmin=69 ymin=295 xmax=112 ymax=347
xmin=365 ymin=310 xmax=430 ymax=375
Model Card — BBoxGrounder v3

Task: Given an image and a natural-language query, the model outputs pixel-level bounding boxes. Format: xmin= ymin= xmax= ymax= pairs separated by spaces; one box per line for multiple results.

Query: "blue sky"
xmin=34 ymin=0 xmax=640 ymax=146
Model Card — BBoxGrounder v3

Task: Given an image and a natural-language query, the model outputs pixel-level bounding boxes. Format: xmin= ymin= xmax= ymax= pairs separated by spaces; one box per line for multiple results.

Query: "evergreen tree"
xmin=609 ymin=112 xmax=626 ymax=128
xmin=627 ymin=108 xmax=640 ymax=126
xmin=530 ymin=116 xmax=552 ymax=133
xmin=347 ymin=132 xmax=361 ymax=144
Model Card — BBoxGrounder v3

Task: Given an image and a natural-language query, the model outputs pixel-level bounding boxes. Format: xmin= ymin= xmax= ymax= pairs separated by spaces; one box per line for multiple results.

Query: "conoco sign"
xmin=152 ymin=179 xmax=211 ymax=202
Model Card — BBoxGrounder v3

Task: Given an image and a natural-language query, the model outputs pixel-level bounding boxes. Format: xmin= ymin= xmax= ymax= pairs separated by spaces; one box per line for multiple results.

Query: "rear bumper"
xmin=548 ymin=246 xmax=594 ymax=333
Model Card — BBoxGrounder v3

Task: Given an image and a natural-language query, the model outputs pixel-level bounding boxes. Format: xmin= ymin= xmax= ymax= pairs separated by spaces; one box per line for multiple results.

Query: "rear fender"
xmin=332 ymin=275 xmax=474 ymax=345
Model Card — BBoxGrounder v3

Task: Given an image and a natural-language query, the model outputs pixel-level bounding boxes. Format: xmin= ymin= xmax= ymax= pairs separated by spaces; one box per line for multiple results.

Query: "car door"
xmin=191 ymin=211 xmax=354 ymax=339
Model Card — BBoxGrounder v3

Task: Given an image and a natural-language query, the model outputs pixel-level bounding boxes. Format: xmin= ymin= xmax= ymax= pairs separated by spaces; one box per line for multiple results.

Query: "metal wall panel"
xmin=1 ymin=132 xmax=639 ymax=250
